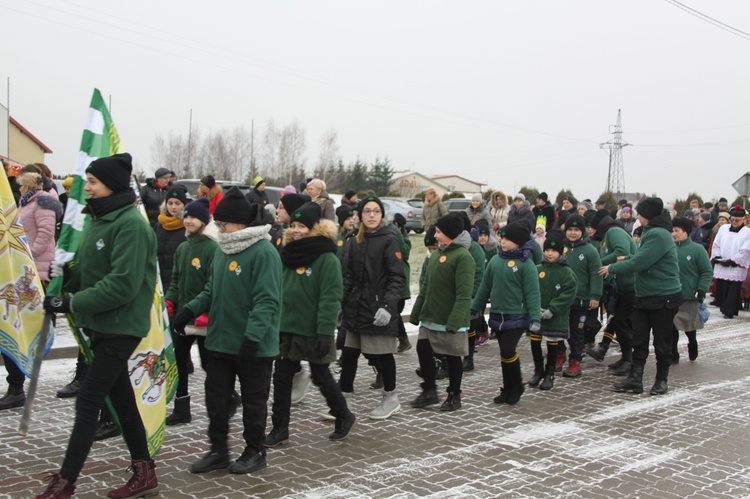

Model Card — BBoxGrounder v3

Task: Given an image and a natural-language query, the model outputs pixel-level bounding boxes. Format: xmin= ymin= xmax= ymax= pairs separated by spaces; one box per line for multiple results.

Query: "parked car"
xmin=381 ymin=197 xmax=423 ymax=233
xmin=443 ymin=198 xmax=471 ymax=213
xmin=380 ymin=198 xmax=423 ymax=234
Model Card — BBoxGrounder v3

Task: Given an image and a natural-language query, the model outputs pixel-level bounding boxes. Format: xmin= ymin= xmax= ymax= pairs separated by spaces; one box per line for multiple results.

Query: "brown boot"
xmin=106 ymin=459 xmax=158 ymax=499
xmin=34 ymin=472 xmax=76 ymax=499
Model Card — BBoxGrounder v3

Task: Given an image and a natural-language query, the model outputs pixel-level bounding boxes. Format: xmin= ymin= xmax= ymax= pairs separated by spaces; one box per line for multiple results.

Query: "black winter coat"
xmin=140 ymin=179 xmax=170 ymax=225
xmin=341 ymin=221 xmax=406 ymax=336
xmin=154 ymin=222 xmax=187 ymax=291
xmin=246 ymin=188 xmax=269 ymax=206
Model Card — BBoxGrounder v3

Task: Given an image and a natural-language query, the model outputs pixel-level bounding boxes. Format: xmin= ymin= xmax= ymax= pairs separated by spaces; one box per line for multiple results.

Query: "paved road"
xmin=1 ymin=308 xmax=750 ymax=498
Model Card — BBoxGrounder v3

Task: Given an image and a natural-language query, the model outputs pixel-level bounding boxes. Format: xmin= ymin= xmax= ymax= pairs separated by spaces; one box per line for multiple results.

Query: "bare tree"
xmin=315 ymin=127 xmax=340 ymax=182
xmin=261 ymin=118 xmax=280 ymax=181
xmin=278 ymin=119 xmax=307 ymax=185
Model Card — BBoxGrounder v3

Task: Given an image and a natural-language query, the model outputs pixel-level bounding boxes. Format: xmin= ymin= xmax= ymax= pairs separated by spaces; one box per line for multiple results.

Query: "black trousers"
xmin=61 ymin=333 xmax=148 ymax=483
xmin=339 ymin=347 xmax=396 ymax=392
xmin=715 ymin=279 xmax=742 ymax=317
xmin=631 ymin=306 xmax=679 ymax=381
xmin=271 ymin=358 xmax=349 ymax=429
xmin=172 ymin=332 xmax=207 ymax=398
xmin=205 ymin=351 xmax=272 ymax=455
xmin=2 ymin=353 xmax=25 ymax=391
xmin=609 ymin=290 xmax=635 ymax=352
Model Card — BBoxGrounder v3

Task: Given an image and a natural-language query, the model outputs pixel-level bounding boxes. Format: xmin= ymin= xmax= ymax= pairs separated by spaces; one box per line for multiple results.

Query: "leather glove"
xmin=194 ymin=313 xmax=209 ymax=328
xmin=239 ymin=339 xmax=259 ymax=362
xmin=49 ymin=261 xmax=70 ymax=284
xmin=726 ymin=259 xmax=739 ymax=267
xmin=165 ymin=299 xmax=175 ymax=318
xmin=373 ymin=308 xmax=391 ymax=327
xmin=540 ymin=309 xmax=554 ymax=320
xmin=529 ymin=320 xmax=541 ymax=333
xmin=315 ymin=336 xmax=333 ymax=358
xmin=695 ymin=289 xmax=706 ymax=303
xmin=718 ymin=259 xmax=731 ymax=267
xmin=43 ymin=296 xmax=73 ymax=314
xmin=171 ymin=308 xmax=195 ymax=336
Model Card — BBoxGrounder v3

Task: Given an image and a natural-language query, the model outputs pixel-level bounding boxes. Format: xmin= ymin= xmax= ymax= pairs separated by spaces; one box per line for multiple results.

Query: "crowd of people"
xmin=2 ymin=157 xmax=748 ymax=498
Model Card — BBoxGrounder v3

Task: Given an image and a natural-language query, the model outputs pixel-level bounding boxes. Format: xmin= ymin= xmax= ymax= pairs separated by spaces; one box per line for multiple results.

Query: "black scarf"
xmin=280 ymin=235 xmax=337 ymax=268
xmin=82 ymin=190 xmax=136 ymax=219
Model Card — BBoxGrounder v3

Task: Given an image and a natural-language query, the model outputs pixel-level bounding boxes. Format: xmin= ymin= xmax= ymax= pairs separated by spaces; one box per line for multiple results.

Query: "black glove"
xmin=43 ymin=296 xmax=72 ymax=314
xmin=727 ymin=259 xmax=739 ymax=267
xmin=171 ymin=308 xmax=195 ymax=336
xmin=239 ymin=339 xmax=259 ymax=362
xmin=315 ymin=336 xmax=333 ymax=358
xmin=718 ymin=259 xmax=731 ymax=267
xmin=696 ymin=289 xmax=706 ymax=303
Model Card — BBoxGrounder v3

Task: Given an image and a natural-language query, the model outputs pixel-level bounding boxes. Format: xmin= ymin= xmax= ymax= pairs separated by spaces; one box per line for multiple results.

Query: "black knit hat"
xmin=436 ymin=212 xmax=464 ymax=240
xmin=475 ymin=219 xmax=491 ymax=235
xmin=672 ymin=217 xmax=693 ymax=234
xmin=336 ymin=204 xmax=355 ymax=227
xmin=280 ymin=193 xmax=310 ymax=215
xmin=214 ymin=186 xmax=255 ymax=224
xmin=357 ymin=196 xmax=385 ymax=218
xmin=154 ymin=167 xmax=171 ymax=179
xmin=565 ymin=214 xmax=586 ymax=232
xmin=537 ymin=192 xmax=548 ymax=203
xmin=589 ymin=208 xmax=610 ymax=230
xmin=200 ymin=175 xmax=216 ymax=188
xmin=344 ymin=190 xmax=356 ymax=200
xmin=184 ymin=197 xmax=211 ymax=225
xmin=543 ymin=229 xmax=566 ymax=252
xmin=166 ymin=184 xmax=188 ymax=206
xmin=424 ymin=225 xmax=438 ymax=247
xmin=86 ymin=153 xmax=133 ymax=193
xmin=393 ymin=213 xmax=407 ymax=229
xmin=291 ymin=203 xmax=321 ymax=229
xmin=637 ymin=197 xmax=663 ymax=220
xmin=729 ymin=205 xmax=746 ymax=218
xmin=499 ymin=221 xmax=530 ymax=247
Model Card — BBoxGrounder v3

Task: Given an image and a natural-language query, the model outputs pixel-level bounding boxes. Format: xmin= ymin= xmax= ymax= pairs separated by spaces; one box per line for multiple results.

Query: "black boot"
xmin=585 ymin=343 xmax=608 ymax=363
xmin=462 ymin=357 xmax=474 ymax=372
xmin=94 ymin=418 xmax=120 ymax=441
xmin=539 ymin=365 xmax=555 ymax=390
xmin=410 ymin=385 xmax=439 ymax=408
xmin=436 ymin=357 xmax=448 ymax=380
xmin=650 ymin=378 xmax=668 ymax=395
xmin=0 ymin=386 xmax=25 ymax=410
xmin=686 ymin=331 xmax=698 ymax=361
xmin=440 ymin=391 xmax=461 ymax=411
xmin=166 ymin=395 xmax=192 ymax=426
xmin=612 ymin=364 xmax=644 ymax=394
xmin=57 ymin=356 xmax=87 ymax=398
xmin=504 ymin=360 xmax=525 ymax=405
xmin=369 ymin=370 xmax=383 ymax=390
xmin=527 ymin=339 xmax=544 ymax=387
xmin=527 ymin=365 xmax=544 ymax=387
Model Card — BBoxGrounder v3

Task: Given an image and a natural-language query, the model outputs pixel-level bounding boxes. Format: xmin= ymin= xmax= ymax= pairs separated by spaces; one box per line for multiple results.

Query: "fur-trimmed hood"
xmin=283 ymin=219 xmax=338 ymax=246
xmin=490 ymin=190 xmax=508 ymax=210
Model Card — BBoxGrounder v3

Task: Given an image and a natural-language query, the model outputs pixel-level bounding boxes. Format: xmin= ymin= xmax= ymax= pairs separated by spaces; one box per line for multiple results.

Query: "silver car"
xmin=380 ymin=198 xmax=423 ymax=234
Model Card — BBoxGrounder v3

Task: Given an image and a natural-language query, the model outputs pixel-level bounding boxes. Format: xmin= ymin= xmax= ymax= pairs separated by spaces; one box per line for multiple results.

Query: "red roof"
xmin=9 ymin=116 xmax=53 ymax=154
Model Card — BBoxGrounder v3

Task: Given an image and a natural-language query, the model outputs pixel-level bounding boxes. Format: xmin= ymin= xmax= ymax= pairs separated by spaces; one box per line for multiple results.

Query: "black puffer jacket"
xmin=140 ymin=179 xmax=171 ymax=225
xmin=246 ymin=188 xmax=269 ymax=206
xmin=154 ymin=218 xmax=187 ymax=291
xmin=341 ymin=220 xmax=406 ymax=336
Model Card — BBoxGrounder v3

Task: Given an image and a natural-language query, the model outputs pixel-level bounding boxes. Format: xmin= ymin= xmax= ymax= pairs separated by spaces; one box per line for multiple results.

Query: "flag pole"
xmin=18 ymin=313 xmax=53 ymax=436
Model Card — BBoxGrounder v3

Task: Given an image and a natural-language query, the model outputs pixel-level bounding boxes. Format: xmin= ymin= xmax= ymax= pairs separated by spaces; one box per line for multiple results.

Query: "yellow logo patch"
xmin=507 ymin=260 xmax=516 ymax=267
xmin=296 ymin=267 xmax=306 ymax=275
xmin=439 ymin=255 xmax=447 ymax=263
xmin=191 ymin=258 xmax=200 ymax=267
xmin=228 ymin=261 xmax=238 ymax=271
xmin=337 ymin=240 xmax=343 ymax=247
xmin=539 ymin=271 xmax=546 ymax=279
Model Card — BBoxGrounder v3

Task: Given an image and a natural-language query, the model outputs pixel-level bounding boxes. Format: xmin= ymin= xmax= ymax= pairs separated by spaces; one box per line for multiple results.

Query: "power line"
xmin=663 ymin=0 xmax=750 ymax=41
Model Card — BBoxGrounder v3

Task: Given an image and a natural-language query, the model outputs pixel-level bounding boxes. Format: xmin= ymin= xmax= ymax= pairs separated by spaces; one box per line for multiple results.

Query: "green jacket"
xmin=564 ymin=238 xmax=603 ymax=302
xmin=472 ymin=254 xmax=541 ymax=320
xmin=67 ymin=203 xmax=156 ymax=337
xmin=186 ymin=226 xmax=281 ymax=357
xmin=165 ymin=233 xmax=219 ymax=323
xmin=394 ymin=228 xmax=412 ymax=299
xmin=537 ymin=259 xmax=578 ymax=334
xmin=599 ymin=225 xmax=637 ymax=293
xmin=280 ymin=222 xmax=343 ymax=338
xmin=411 ymin=239 xmax=474 ymax=332
xmin=674 ymin=237 xmax=713 ymax=301
xmin=468 ymin=240 xmax=485 ymax=298
xmin=609 ymin=217 xmax=681 ymax=298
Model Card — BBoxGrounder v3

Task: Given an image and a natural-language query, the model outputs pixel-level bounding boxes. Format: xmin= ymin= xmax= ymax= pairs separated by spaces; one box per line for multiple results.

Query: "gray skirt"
xmin=418 ymin=326 xmax=469 ymax=357
xmin=344 ymin=331 xmax=397 ymax=355
xmin=674 ymin=300 xmax=703 ymax=331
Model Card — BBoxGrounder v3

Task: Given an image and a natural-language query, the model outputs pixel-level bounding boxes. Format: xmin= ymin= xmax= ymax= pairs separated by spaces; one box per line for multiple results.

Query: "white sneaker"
xmin=319 ymin=391 xmax=352 ymax=421
xmin=369 ymin=390 xmax=401 ymax=420
xmin=291 ymin=367 xmax=311 ymax=405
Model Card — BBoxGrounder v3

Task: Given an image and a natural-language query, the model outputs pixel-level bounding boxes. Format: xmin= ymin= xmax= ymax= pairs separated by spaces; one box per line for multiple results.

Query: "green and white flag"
xmin=50 ymin=89 xmax=177 ymax=457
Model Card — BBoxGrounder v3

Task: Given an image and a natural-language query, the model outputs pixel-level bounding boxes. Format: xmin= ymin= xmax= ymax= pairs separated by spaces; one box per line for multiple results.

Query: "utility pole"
xmin=186 ymin=109 xmax=192 ymax=177
xmin=600 ymin=109 xmax=630 ymax=197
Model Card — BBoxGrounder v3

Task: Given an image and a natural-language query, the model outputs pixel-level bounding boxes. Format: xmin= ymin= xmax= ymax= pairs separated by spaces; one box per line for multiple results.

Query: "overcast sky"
xmin=3 ymin=0 xmax=749 ymax=202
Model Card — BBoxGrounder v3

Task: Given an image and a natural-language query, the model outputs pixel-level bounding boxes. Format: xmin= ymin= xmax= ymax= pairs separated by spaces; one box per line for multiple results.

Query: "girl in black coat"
xmin=339 ymin=196 xmax=406 ymax=420
xmin=154 ymin=185 xmax=188 ymax=291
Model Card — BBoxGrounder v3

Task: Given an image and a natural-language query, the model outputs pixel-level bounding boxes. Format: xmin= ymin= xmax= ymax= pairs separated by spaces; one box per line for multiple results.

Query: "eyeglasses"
xmin=215 ymin=221 xmax=228 ymax=231
xmin=362 ymin=209 xmax=381 ymax=216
